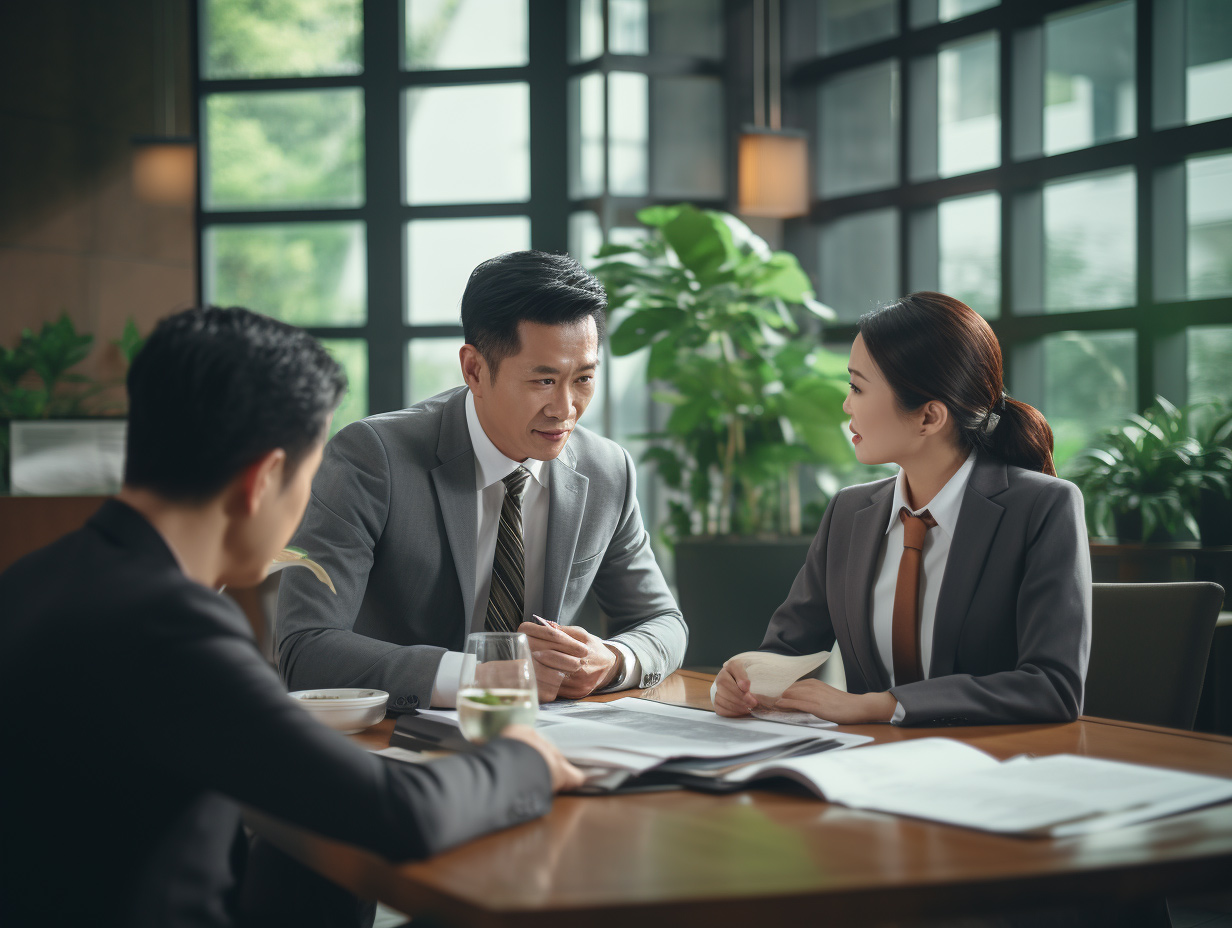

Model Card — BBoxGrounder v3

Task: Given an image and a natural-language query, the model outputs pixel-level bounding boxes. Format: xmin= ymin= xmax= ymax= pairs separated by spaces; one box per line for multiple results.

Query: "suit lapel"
xmin=929 ymin=455 xmax=1008 ymax=677
xmin=541 ymin=443 xmax=589 ymax=621
xmin=845 ymin=481 xmax=895 ymax=692
xmin=430 ymin=390 xmax=479 ymax=629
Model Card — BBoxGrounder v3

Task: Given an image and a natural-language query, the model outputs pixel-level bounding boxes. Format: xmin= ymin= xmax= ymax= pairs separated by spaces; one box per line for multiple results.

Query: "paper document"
xmin=750 ymin=707 xmax=837 ymax=729
xmin=543 ymin=698 xmax=824 ymax=759
xmin=723 ymin=737 xmax=1232 ymax=836
xmin=729 ymin=649 xmax=830 ymax=700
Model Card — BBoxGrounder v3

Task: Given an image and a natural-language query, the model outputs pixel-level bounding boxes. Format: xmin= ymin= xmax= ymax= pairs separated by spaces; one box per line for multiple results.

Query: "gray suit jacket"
xmin=761 ymin=454 xmax=1091 ymax=725
xmin=276 ymin=387 xmax=686 ymax=709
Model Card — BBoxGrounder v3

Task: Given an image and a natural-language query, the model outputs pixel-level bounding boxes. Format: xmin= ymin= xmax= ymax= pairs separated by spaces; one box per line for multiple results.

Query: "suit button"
xmin=408 ymin=695 xmax=420 ymax=708
xmin=394 ymin=696 xmax=407 ymax=708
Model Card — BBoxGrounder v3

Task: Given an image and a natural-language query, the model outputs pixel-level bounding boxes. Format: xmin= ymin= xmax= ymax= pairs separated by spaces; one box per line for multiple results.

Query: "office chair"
xmin=1084 ymin=581 xmax=1225 ymax=730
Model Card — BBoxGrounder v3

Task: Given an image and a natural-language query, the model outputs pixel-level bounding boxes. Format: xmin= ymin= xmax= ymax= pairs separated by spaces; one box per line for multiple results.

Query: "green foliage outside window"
xmin=203 ymin=0 xmax=362 ymax=79
xmin=205 ymin=90 xmax=364 ymax=210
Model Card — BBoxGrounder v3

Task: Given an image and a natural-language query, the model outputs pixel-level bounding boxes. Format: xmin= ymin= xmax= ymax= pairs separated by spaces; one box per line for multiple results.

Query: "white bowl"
xmin=288 ymin=688 xmax=389 ymax=733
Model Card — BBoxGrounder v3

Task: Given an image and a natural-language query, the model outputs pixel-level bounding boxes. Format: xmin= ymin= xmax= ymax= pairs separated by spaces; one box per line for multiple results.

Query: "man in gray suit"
xmin=277 ymin=251 xmax=686 ymax=708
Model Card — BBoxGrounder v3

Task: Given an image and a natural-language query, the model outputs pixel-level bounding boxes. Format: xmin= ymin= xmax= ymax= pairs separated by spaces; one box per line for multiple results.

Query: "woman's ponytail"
xmin=982 ymin=396 xmax=1056 ymax=477
xmin=860 ymin=292 xmax=1057 ymax=477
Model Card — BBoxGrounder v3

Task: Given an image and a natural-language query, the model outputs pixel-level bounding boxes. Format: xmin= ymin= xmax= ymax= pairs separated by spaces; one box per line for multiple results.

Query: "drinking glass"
xmin=457 ymin=632 xmax=539 ymax=743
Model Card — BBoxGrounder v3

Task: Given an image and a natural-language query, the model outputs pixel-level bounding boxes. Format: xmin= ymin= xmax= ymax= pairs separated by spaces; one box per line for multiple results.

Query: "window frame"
xmin=783 ymin=0 xmax=1232 ymax=416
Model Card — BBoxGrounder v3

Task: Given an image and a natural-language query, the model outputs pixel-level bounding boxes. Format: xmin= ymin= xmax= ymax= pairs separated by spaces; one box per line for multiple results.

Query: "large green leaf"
xmin=661 ymin=205 xmax=736 ymax=288
xmin=748 ymin=252 xmax=813 ymax=302
xmin=636 ymin=204 xmax=683 ymax=228
xmin=609 ymin=307 xmax=684 ymax=356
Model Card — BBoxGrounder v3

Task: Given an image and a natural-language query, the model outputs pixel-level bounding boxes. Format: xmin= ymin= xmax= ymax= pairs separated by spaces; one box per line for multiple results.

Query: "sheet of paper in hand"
xmin=731 ymin=650 xmax=830 ymax=701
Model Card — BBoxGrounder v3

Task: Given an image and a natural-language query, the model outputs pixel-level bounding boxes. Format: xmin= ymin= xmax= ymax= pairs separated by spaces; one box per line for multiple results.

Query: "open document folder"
xmin=386 ymin=697 xmax=873 ymax=792
xmin=379 ymin=704 xmax=1232 ymax=834
xmin=720 ymin=737 xmax=1232 ymax=837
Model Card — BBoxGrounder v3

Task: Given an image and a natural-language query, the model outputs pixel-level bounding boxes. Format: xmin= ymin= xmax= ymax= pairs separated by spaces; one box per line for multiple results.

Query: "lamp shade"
xmin=131 ymin=138 xmax=196 ymax=206
xmin=738 ymin=129 xmax=809 ymax=219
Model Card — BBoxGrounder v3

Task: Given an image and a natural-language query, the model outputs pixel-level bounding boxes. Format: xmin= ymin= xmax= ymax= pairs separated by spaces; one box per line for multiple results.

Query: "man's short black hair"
xmin=461 ymin=250 xmax=607 ymax=377
xmin=124 ymin=306 xmax=347 ymax=502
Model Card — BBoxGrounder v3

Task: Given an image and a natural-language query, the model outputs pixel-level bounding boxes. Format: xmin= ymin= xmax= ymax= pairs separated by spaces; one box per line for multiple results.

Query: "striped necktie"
xmin=891 ymin=506 xmax=937 ymax=686
xmin=484 ymin=466 xmax=531 ymax=633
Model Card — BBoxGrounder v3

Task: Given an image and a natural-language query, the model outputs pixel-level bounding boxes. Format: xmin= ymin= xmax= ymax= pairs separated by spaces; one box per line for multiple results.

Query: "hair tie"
xmin=982 ymin=411 xmax=1001 ymax=434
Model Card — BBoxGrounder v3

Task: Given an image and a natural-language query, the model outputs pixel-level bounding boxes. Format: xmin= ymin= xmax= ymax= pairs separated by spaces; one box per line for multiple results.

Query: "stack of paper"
xmin=400 ymin=697 xmax=872 ymax=792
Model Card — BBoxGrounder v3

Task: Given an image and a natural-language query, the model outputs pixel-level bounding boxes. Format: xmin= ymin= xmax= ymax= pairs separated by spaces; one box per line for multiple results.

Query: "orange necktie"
xmin=892 ymin=506 xmax=937 ymax=686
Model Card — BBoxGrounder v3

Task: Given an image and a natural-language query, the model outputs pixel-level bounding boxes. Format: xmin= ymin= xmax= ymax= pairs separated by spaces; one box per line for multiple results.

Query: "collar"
xmin=885 ymin=449 xmax=977 ymax=539
xmin=464 ymin=390 xmax=548 ymax=491
xmin=89 ymin=498 xmax=182 ymax=571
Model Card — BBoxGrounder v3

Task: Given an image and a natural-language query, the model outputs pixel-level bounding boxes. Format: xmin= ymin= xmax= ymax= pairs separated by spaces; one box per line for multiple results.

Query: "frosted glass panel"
xmin=819 ymin=61 xmax=899 ymax=197
xmin=609 ymin=72 xmax=649 ymax=197
xmin=1187 ymin=152 xmax=1232 ymax=299
xmin=407 ymin=338 xmax=466 ymax=405
xmin=820 ymin=209 xmax=900 ymax=323
xmin=405 ymin=83 xmax=529 ymax=204
xmin=569 ymin=211 xmax=602 ymax=266
xmin=651 ymin=76 xmax=724 ymax=198
xmin=1044 ymin=169 xmax=1136 ymax=312
xmin=568 ymin=73 xmax=605 ymax=199
xmin=1187 ymin=0 xmax=1232 ymax=124
xmin=1044 ymin=2 xmax=1136 ymax=155
xmin=405 ymin=0 xmax=528 ymax=70
xmin=406 ymin=217 xmax=531 ymax=324
xmin=939 ymin=193 xmax=1000 ymax=319
xmin=1188 ymin=325 xmax=1232 ymax=404
xmin=1029 ymin=330 xmax=1136 ymax=467
xmin=820 ymin=0 xmax=897 ymax=55
xmin=938 ymin=34 xmax=999 ymax=177
xmin=320 ymin=339 xmax=368 ymax=436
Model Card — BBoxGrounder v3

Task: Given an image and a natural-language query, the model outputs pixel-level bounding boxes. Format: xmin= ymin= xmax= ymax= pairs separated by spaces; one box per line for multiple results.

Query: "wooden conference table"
xmin=248 ymin=670 xmax=1232 ymax=926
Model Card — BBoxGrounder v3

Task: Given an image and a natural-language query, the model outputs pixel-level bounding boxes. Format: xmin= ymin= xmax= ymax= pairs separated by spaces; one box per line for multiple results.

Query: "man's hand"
xmin=774 ymin=679 xmax=897 ymax=724
xmin=519 ymin=621 xmax=620 ymax=700
xmin=713 ymin=658 xmax=758 ymax=717
xmin=499 ymin=724 xmax=585 ymax=792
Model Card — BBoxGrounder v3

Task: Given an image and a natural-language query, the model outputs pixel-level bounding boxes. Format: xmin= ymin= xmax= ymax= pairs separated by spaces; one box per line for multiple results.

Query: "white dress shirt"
xmin=430 ymin=392 xmax=639 ymax=706
xmin=873 ymin=449 xmax=977 ymax=723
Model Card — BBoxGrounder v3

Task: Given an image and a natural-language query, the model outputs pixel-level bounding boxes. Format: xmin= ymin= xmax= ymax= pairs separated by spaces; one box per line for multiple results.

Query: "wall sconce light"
xmin=131 ymin=0 xmax=195 ymax=207
xmin=132 ymin=137 xmax=196 ymax=206
xmin=738 ymin=0 xmax=809 ymax=219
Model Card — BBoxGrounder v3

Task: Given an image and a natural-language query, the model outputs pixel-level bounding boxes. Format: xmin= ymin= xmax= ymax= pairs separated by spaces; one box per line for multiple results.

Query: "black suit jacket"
xmin=0 ymin=500 xmax=551 ymax=928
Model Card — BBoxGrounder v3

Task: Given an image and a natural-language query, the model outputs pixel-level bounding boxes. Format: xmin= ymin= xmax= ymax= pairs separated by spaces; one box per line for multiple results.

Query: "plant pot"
xmin=674 ymin=535 xmax=813 ymax=669
xmin=1112 ymin=509 xmax=1187 ymax=545
xmin=7 ymin=419 xmax=127 ymax=496
xmin=1197 ymin=488 xmax=1232 ymax=547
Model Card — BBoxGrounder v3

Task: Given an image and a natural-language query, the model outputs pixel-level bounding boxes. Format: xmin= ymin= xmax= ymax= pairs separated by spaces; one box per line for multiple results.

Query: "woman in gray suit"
xmin=713 ymin=292 xmax=1091 ymax=727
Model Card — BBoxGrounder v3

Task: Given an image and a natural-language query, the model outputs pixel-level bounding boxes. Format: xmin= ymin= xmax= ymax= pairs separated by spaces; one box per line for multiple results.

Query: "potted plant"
xmin=1192 ymin=400 xmax=1232 ymax=546
xmin=592 ymin=204 xmax=853 ymax=666
xmin=1067 ymin=396 xmax=1232 ymax=544
xmin=1 ymin=315 xmax=144 ymax=494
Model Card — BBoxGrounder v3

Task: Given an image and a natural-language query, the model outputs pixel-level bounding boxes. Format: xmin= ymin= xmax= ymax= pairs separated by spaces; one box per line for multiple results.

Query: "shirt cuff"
xmin=430 ymin=651 xmax=473 ymax=708
xmin=890 ymin=700 xmax=906 ymax=725
xmin=595 ymin=640 xmax=640 ymax=693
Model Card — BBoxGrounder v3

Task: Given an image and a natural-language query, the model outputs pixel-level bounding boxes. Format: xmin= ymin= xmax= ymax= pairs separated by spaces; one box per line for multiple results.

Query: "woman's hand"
xmin=774 ymin=680 xmax=897 ymax=724
xmin=713 ymin=659 xmax=759 ymax=717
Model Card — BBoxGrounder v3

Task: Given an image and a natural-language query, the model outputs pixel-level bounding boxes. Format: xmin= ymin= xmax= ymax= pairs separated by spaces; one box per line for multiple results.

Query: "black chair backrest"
xmin=1085 ymin=582 xmax=1224 ymax=730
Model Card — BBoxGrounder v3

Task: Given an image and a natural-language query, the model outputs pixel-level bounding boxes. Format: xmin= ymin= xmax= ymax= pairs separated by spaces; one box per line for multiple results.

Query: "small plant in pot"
xmin=1191 ymin=400 xmax=1232 ymax=546
xmin=592 ymin=203 xmax=853 ymax=665
xmin=1067 ymin=396 xmax=1232 ymax=544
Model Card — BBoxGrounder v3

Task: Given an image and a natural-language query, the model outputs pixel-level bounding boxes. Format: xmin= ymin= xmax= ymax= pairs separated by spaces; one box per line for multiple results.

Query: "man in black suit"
xmin=0 ymin=307 xmax=581 ymax=928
